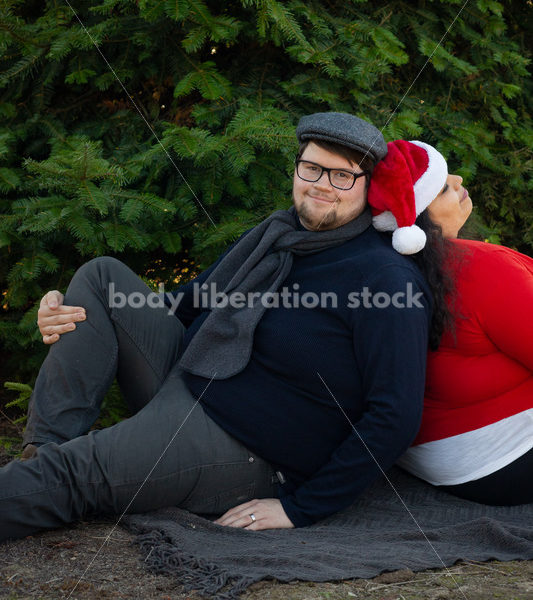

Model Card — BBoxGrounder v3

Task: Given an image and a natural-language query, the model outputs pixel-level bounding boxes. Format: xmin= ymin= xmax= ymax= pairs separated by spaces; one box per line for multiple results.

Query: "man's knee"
xmin=66 ymin=256 xmax=134 ymax=306
xmin=79 ymin=256 xmax=127 ymax=279
xmin=73 ymin=256 xmax=132 ymax=290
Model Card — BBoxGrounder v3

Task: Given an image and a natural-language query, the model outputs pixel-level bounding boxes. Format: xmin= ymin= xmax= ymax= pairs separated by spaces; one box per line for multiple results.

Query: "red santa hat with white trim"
xmin=368 ymin=140 xmax=448 ymax=255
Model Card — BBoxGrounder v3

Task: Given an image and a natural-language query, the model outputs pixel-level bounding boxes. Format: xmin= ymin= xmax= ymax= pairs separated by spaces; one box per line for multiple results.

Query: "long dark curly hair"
xmin=411 ymin=210 xmax=457 ymax=351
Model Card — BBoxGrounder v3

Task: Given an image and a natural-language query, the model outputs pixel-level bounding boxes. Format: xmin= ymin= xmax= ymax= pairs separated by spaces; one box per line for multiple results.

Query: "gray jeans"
xmin=0 ymin=258 xmax=277 ymax=542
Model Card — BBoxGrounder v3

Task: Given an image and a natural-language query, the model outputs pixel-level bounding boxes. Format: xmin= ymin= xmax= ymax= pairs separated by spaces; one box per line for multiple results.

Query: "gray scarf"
xmin=179 ymin=206 xmax=372 ymax=379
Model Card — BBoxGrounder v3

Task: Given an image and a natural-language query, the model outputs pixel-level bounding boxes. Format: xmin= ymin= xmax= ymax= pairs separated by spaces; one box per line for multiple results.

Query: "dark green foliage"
xmin=0 ymin=0 xmax=531 ymax=384
xmin=1 ymin=380 xmax=129 ymax=448
xmin=95 ymin=380 xmax=130 ymax=428
xmin=3 ymin=381 xmax=32 ymax=425
xmin=0 ymin=381 xmax=30 ymax=454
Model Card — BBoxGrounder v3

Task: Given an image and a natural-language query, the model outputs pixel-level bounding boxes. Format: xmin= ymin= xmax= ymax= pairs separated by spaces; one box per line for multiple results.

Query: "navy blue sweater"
xmin=168 ymin=225 xmax=431 ymax=527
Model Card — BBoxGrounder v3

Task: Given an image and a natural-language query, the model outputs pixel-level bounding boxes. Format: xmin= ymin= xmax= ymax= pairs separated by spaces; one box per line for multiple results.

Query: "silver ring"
xmin=249 ymin=513 xmax=256 ymax=523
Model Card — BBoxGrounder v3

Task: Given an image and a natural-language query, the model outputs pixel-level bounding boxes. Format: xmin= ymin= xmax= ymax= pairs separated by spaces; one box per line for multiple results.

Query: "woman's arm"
xmin=465 ymin=242 xmax=533 ymax=372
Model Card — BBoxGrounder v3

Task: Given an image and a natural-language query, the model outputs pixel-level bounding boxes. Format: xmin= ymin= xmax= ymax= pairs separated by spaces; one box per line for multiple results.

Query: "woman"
xmin=367 ymin=139 xmax=533 ymax=506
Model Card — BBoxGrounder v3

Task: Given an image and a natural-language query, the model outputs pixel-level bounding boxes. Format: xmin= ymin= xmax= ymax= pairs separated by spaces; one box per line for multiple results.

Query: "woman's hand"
xmin=37 ymin=290 xmax=86 ymax=345
xmin=214 ymin=498 xmax=294 ymax=531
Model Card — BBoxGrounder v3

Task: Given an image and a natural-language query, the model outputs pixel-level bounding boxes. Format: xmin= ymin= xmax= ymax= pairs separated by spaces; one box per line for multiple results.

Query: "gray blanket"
xmin=123 ymin=468 xmax=533 ymax=599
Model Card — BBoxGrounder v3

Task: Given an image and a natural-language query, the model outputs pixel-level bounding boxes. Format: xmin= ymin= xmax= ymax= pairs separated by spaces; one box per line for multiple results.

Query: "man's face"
xmin=292 ymin=142 xmax=368 ymax=231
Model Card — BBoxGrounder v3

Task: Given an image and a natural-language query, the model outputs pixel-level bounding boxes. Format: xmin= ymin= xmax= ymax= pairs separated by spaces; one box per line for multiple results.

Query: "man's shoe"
xmin=20 ymin=444 xmax=38 ymax=461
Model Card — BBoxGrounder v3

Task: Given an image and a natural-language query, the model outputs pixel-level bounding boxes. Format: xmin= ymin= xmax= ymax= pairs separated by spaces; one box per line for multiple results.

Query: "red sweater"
xmin=413 ymin=238 xmax=533 ymax=445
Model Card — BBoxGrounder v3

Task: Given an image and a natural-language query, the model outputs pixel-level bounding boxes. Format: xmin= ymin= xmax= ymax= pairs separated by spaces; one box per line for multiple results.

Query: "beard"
xmin=294 ymin=197 xmax=339 ymax=231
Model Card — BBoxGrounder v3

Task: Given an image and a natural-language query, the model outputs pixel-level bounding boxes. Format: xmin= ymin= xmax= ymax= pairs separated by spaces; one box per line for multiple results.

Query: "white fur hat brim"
xmin=410 ymin=140 xmax=448 ymax=215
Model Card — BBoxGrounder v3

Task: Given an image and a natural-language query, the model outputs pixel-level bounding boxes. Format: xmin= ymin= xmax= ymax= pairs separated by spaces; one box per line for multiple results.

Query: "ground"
xmin=1 ymin=419 xmax=532 ymax=600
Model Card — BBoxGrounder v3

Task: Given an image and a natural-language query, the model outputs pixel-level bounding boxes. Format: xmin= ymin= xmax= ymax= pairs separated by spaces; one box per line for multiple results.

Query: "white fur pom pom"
xmin=392 ymin=225 xmax=427 ymax=255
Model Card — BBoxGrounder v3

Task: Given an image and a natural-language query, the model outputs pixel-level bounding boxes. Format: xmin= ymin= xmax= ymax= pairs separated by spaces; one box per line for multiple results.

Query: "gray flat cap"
xmin=296 ymin=112 xmax=387 ymax=163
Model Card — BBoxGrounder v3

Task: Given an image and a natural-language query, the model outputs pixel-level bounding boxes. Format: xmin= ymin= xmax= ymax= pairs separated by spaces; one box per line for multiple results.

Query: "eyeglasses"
xmin=295 ymin=159 xmax=369 ymax=190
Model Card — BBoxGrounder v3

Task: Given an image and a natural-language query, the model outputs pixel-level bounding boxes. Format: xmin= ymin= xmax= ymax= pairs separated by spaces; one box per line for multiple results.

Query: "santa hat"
xmin=368 ymin=140 xmax=447 ymax=254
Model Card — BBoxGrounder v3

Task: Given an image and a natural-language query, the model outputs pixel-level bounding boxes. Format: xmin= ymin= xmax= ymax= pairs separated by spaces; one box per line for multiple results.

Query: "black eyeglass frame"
xmin=295 ymin=159 xmax=369 ymax=191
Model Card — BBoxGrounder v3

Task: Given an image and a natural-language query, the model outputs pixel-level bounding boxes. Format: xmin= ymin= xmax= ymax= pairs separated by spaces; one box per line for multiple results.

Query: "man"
xmin=0 ymin=113 xmax=431 ymax=540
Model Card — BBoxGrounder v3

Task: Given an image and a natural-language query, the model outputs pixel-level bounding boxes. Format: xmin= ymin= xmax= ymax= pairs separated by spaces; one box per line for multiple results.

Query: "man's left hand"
xmin=214 ymin=498 xmax=294 ymax=530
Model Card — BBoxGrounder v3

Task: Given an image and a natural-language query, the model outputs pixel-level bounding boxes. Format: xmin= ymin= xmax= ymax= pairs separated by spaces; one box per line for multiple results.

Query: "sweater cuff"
xmin=279 ymin=496 xmax=315 ymax=528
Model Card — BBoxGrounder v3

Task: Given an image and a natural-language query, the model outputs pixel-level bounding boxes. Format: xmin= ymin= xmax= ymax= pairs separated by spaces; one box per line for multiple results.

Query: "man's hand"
xmin=37 ymin=290 xmax=86 ymax=345
xmin=214 ymin=498 xmax=294 ymax=531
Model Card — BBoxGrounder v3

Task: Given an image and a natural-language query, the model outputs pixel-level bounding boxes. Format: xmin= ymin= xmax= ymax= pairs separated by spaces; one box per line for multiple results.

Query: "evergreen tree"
xmin=0 ymin=0 xmax=531 ymax=381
